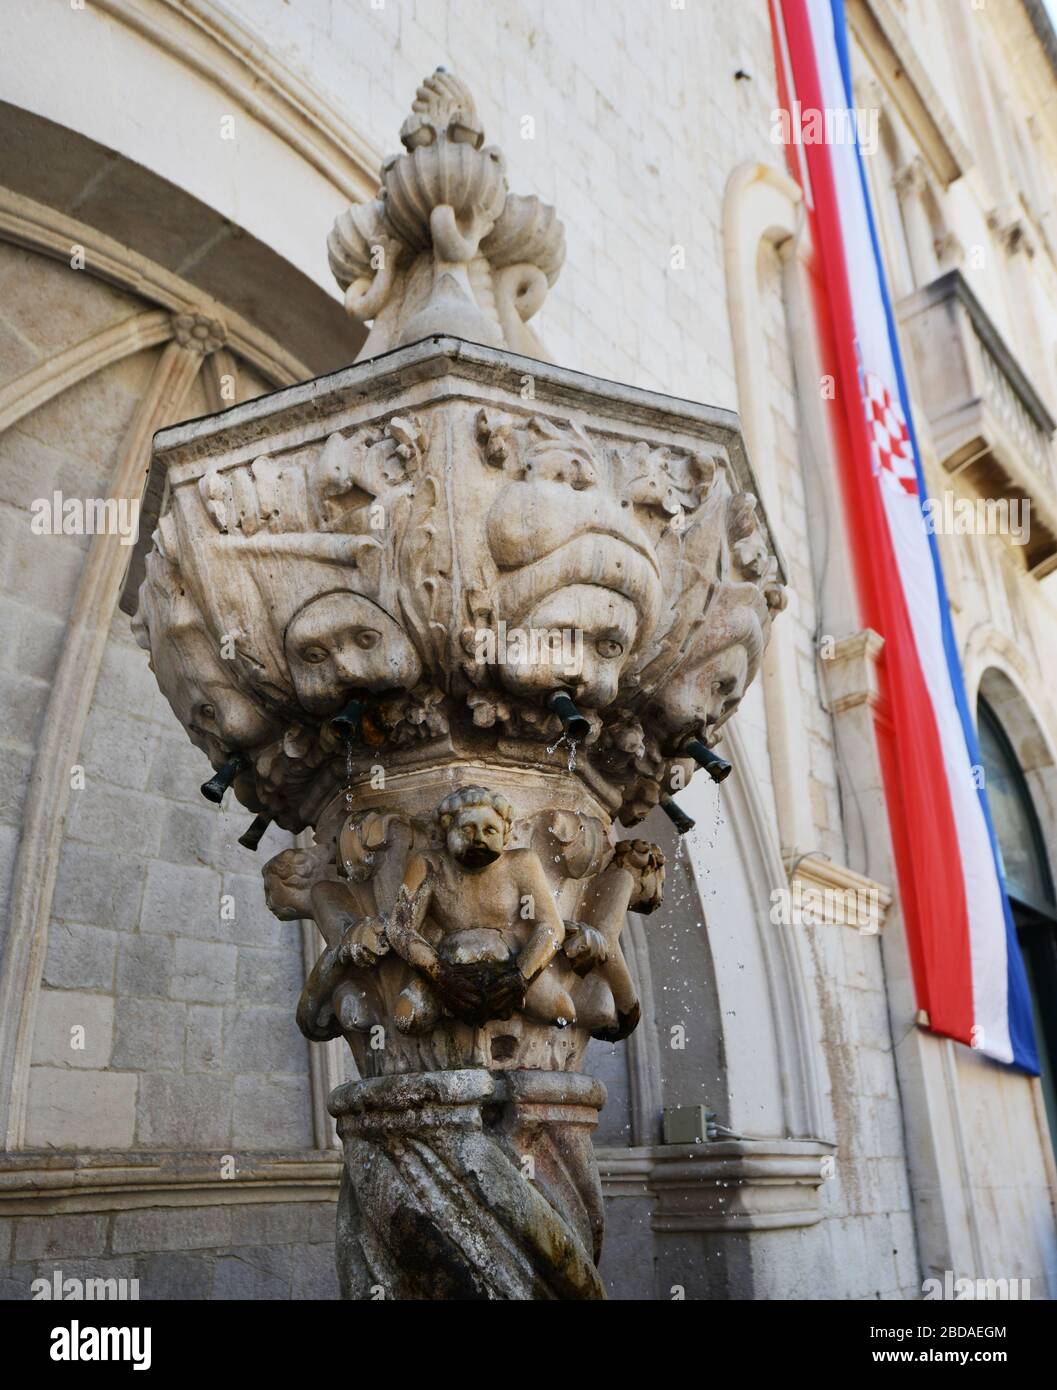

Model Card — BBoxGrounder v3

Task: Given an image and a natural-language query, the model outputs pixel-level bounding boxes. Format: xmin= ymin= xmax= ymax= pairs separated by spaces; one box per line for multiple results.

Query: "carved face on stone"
xmin=435 ymin=786 xmax=514 ymax=870
xmin=613 ymin=839 xmax=666 ymax=913
xmin=262 ymin=848 xmax=319 ymax=921
xmin=159 ymin=629 xmax=280 ymax=764
xmin=446 ymin=804 xmax=509 ymax=869
xmin=285 ymin=591 xmax=422 ymax=716
xmin=653 ymin=640 xmax=753 ymax=745
xmin=651 ymin=582 xmax=766 ymax=743
xmin=499 ymin=584 xmax=637 ymax=709
xmin=695 ymin=643 xmax=751 ymax=735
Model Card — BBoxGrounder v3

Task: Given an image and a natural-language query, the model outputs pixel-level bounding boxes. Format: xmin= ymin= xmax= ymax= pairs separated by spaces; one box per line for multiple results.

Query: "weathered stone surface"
xmin=116 ymin=934 xmax=173 ymax=999
xmin=290 ymin=1242 xmax=341 ymax=1300
xmin=111 ymin=1205 xmax=233 ymax=1256
xmin=31 ymin=989 xmax=114 ymax=1069
xmin=14 ymin=1213 xmax=108 ymax=1263
xmin=233 ymin=1075 xmax=313 ymax=1149
xmin=135 ymin=1074 xmax=232 ymax=1148
xmin=23 ymin=1067 xmax=136 ymax=1149
xmin=331 ymin=1068 xmax=607 ymax=1300
xmin=43 ymin=921 xmax=119 ymax=992
xmin=183 ymin=1004 xmax=223 ymax=1073
xmin=170 ymin=939 xmax=236 ymax=1005
xmin=213 ymin=1244 xmax=292 ymax=1300
xmin=140 ymin=862 xmax=222 ymax=941
xmin=222 ymin=1006 xmax=308 ymax=1075
xmin=135 ymin=1250 xmax=209 ymax=1301
xmin=112 ymin=997 xmax=185 ymax=1071
xmin=52 ymin=840 xmax=143 ymax=933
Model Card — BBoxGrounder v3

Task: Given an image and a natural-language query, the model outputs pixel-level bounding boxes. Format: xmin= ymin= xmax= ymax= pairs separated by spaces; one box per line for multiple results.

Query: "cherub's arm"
xmin=309 ymin=879 xmax=363 ymax=951
xmin=513 ymin=851 xmax=567 ymax=982
xmin=579 ymin=864 xmax=637 ymax=1014
xmin=384 ymin=853 xmax=438 ymax=974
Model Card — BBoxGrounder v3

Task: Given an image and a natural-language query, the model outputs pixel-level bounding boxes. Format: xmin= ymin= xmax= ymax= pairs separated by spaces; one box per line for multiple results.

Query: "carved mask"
xmin=499 ymin=584 xmax=637 ymax=709
xmin=285 ymin=590 xmax=423 ymax=715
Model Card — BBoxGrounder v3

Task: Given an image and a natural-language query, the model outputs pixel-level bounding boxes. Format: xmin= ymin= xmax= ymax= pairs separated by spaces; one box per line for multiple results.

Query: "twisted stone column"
xmin=332 ymin=1070 xmax=606 ymax=1300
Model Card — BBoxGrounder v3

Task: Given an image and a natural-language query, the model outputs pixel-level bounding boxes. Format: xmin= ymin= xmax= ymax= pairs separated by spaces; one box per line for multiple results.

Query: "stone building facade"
xmin=0 ymin=0 xmax=1054 ymax=1299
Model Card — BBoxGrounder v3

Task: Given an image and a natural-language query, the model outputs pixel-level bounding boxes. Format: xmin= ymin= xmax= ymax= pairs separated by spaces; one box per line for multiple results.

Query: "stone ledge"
xmin=0 ymin=1150 xmax=342 ymax=1216
xmin=1 ymin=1138 xmax=834 ymax=1233
xmin=596 ymin=1138 xmax=835 ymax=1232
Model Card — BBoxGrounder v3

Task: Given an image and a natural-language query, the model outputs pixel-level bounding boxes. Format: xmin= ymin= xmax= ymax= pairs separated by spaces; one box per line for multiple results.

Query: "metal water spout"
xmin=237 ymin=814 xmax=272 ymax=851
xmin=547 ymin=689 xmax=591 ymax=741
xmin=329 ymin=694 xmax=387 ymax=747
xmin=199 ymin=752 xmax=246 ymax=804
xmin=682 ymin=736 xmax=733 ymax=784
xmin=660 ymin=794 xmax=696 ymax=835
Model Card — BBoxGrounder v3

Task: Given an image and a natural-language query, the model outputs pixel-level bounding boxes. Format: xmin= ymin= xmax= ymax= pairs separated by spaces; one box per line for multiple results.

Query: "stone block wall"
xmin=0 ymin=1199 xmax=339 ymax=1300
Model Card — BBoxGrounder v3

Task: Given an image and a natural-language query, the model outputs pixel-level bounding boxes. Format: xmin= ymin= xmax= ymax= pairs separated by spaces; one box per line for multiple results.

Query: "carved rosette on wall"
xmin=133 ymin=73 xmax=784 ymax=1300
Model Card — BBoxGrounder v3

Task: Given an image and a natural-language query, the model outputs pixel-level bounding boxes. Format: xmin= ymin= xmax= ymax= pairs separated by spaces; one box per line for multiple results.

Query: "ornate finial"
xmin=328 ymin=70 xmax=565 ymax=362
xmin=399 ymin=69 xmax=484 ymax=151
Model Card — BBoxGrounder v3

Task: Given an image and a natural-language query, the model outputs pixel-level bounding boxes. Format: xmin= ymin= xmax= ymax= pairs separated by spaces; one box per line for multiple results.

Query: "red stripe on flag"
xmin=771 ymin=0 xmax=974 ymax=1043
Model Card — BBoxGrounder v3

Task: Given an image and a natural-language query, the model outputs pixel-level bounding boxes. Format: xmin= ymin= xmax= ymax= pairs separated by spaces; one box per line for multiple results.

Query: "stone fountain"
xmin=132 ymin=71 xmax=784 ymax=1299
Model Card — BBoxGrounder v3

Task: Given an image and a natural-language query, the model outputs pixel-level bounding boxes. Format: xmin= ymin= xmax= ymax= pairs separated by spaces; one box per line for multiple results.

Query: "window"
xmin=978 ymin=697 xmax=1057 ymax=1150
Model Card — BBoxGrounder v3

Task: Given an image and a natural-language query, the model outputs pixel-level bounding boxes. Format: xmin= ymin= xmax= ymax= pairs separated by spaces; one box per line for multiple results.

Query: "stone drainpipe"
xmin=132 ymin=69 xmax=785 ymax=1300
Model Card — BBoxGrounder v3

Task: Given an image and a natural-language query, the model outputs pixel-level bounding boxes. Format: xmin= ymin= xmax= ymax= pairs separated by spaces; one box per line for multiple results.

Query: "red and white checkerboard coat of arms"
xmin=862 ymin=370 xmax=918 ymax=496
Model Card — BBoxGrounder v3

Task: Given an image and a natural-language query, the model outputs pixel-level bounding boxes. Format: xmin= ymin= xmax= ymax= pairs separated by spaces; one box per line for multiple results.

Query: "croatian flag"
xmin=770 ymin=0 xmax=1038 ymax=1069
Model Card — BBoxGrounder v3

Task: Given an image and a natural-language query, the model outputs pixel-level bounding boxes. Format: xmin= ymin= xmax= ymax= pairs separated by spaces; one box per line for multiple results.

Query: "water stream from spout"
xmin=344 ymin=735 xmax=355 ymax=814
xmin=546 ymin=733 xmax=579 ymax=771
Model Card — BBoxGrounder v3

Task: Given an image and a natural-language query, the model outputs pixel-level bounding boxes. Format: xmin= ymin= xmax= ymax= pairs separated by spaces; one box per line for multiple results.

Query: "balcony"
xmin=897 ymin=269 xmax=1057 ymax=577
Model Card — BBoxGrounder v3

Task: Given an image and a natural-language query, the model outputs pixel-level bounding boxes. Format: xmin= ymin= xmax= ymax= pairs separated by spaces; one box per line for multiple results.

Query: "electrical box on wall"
xmin=663 ymin=1105 xmax=718 ymax=1144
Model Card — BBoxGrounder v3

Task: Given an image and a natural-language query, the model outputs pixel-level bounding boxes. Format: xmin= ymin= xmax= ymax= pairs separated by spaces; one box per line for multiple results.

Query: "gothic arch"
xmin=0 ymin=112 xmax=353 ymax=1148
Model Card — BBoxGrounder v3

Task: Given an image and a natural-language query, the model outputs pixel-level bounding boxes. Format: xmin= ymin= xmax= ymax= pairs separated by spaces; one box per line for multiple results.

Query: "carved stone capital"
xmin=933 ymin=230 xmax=964 ymax=272
xmin=822 ymin=628 xmax=885 ymax=713
xmin=988 ymin=207 xmax=1036 ymax=258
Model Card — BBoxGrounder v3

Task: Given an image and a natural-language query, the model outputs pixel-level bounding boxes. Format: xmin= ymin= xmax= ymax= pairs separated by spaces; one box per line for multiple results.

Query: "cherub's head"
xmin=436 ymin=785 xmax=514 ymax=870
xmin=613 ymin=838 xmax=666 ymax=914
xmin=285 ymin=591 xmax=422 ymax=716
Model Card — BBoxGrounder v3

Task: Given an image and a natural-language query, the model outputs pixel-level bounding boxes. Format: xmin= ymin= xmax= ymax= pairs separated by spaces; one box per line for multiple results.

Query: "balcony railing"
xmin=897 ymin=269 xmax=1057 ymax=577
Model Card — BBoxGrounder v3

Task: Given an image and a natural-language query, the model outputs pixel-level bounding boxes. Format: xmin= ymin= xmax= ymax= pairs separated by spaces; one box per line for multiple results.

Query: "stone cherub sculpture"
xmin=264 ymin=786 xmax=666 ymax=1061
xmin=388 ymin=785 xmax=574 ymax=1032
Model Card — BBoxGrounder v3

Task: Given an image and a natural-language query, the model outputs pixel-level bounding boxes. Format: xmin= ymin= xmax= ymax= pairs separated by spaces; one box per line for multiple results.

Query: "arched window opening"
xmin=978 ymin=696 xmax=1057 ymax=1150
